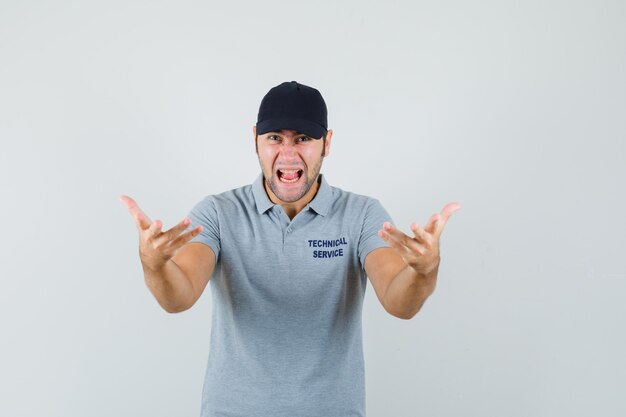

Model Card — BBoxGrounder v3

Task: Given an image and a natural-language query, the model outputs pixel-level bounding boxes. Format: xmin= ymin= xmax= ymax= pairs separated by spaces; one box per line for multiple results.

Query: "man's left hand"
xmin=377 ymin=202 xmax=461 ymax=275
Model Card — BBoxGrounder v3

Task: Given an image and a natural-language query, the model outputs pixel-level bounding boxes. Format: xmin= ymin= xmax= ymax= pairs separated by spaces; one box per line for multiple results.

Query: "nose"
xmin=278 ymin=140 xmax=299 ymax=159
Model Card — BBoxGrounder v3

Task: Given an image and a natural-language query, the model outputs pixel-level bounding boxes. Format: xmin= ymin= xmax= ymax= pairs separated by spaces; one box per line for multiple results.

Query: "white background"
xmin=1 ymin=0 xmax=624 ymax=416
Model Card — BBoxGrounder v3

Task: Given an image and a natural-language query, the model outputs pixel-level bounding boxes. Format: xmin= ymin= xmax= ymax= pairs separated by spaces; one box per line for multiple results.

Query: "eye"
xmin=297 ymin=136 xmax=311 ymax=142
xmin=268 ymin=135 xmax=281 ymax=141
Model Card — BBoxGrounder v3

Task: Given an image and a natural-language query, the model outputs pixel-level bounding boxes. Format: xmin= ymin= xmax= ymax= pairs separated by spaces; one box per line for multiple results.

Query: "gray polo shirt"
xmin=185 ymin=173 xmax=393 ymax=417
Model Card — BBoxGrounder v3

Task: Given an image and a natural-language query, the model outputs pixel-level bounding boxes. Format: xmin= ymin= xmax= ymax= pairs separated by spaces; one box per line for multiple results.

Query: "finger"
xmin=380 ymin=222 xmax=428 ymax=255
xmin=410 ymin=222 xmax=433 ymax=248
xmin=379 ymin=228 xmax=429 ymax=258
xmin=424 ymin=214 xmax=440 ymax=234
xmin=435 ymin=202 xmax=461 ymax=237
xmin=381 ymin=222 xmax=411 ymax=247
xmin=378 ymin=228 xmax=411 ymax=255
xmin=169 ymin=225 xmax=204 ymax=250
xmin=153 ymin=216 xmax=192 ymax=245
xmin=146 ymin=219 xmax=163 ymax=240
xmin=119 ymin=195 xmax=152 ymax=230
xmin=440 ymin=202 xmax=462 ymax=222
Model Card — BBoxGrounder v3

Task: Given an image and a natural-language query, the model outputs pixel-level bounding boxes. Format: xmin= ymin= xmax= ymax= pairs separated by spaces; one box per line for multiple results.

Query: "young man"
xmin=120 ymin=81 xmax=460 ymax=417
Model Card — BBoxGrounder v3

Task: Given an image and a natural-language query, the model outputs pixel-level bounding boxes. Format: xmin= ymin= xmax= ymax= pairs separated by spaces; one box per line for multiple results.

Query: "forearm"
xmin=142 ymin=259 xmax=195 ymax=313
xmin=383 ymin=262 xmax=439 ymax=320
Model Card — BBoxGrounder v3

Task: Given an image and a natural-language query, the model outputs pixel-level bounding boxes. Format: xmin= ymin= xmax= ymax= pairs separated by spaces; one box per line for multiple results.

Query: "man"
xmin=120 ymin=81 xmax=460 ymax=417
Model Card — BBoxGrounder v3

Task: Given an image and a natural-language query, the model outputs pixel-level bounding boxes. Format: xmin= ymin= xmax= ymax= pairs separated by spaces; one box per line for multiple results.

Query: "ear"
xmin=253 ymin=125 xmax=258 ymax=154
xmin=324 ymin=129 xmax=333 ymax=157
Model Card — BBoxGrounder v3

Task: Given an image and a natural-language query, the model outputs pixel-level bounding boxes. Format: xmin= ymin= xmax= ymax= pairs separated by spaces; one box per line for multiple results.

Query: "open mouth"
xmin=277 ymin=169 xmax=303 ymax=184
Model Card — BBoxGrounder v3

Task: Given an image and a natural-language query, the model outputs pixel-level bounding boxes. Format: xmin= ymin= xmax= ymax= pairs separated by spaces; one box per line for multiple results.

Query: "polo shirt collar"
xmin=308 ymin=173 xmax=332 ymax=216
xmin=251 ymin=172 xmax=333 ymax=216
xmin=252 ymin=173 xmax=274 ymax=214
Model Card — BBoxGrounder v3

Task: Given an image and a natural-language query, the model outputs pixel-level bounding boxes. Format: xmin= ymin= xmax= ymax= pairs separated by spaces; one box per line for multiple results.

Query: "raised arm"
xmin=120 ymin=195 xmax=216 ymax=313
xmin=365 ymin=202 xmax=461 ymax=320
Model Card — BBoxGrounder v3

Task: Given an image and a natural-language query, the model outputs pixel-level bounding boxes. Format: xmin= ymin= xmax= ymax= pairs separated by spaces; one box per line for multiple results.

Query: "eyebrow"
xmin=268 ymin=130 xmax=306 ymax=135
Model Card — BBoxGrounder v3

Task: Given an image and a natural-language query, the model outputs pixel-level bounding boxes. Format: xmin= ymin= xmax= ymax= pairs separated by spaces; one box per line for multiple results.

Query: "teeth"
xmin=278 ymin=168 xmax=301 ymax=183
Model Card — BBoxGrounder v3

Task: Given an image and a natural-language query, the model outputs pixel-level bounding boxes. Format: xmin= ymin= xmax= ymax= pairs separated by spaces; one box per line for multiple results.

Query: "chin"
xmin=271 ymin=183 xmax=308 ymax=203
xmin=263 ymin=167 xmax=318 ymax=204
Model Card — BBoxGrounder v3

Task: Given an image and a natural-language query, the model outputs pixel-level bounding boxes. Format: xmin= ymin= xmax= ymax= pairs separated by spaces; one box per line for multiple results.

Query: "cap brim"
xmin=256 ymin=117 xmax=326 ymax=139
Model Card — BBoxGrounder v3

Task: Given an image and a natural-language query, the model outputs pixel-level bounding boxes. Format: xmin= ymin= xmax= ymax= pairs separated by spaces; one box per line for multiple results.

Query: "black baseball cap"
xmin=256 ymin=81 xmax=328 ymax=139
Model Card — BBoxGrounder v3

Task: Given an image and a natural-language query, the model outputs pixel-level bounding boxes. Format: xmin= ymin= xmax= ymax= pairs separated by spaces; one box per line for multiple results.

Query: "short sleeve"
xmin=358 ymin=198 xmax=394 ymax=267
xmin=184 ymin=196 xmax=221 ymax=261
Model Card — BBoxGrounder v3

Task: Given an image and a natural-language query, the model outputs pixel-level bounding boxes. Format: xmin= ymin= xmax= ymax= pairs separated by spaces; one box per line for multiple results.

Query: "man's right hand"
xmin=119 ymin=195 xmax=204 ymax=272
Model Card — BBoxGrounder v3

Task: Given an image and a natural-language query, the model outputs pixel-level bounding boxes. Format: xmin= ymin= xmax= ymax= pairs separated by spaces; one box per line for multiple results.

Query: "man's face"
xmin=254 ymin=127 xmax=332 ymax=204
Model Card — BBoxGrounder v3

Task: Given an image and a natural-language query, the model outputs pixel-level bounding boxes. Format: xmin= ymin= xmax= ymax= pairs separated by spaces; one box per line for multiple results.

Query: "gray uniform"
xmin=186 ymin=173 xmax=393 ymax=417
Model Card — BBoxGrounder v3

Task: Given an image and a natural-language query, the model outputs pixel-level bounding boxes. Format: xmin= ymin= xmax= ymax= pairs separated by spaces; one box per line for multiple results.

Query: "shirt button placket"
xmin=283 ymin=226 xmax=293 ymax=248
xmin=284 ymin=222 xmax=298 ymax=255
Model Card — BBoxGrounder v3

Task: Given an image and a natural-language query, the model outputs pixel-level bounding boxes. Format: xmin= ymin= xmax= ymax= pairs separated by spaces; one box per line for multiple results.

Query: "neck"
xmin=265 ymin=175 xmax=321 ymax=220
